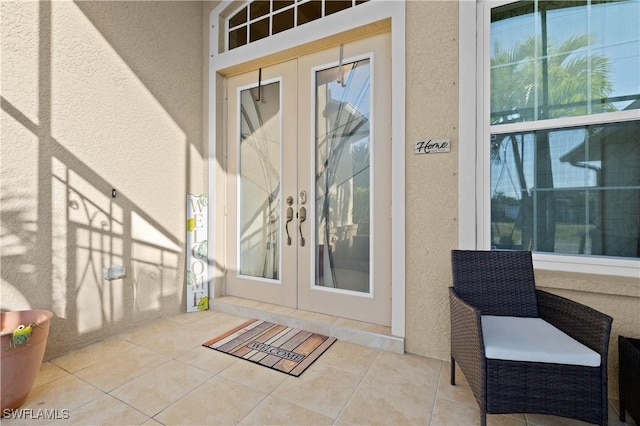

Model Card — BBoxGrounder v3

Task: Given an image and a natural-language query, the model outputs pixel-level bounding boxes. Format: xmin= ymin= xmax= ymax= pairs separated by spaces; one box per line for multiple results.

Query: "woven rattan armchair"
xmin=449 ymin=250 xmax=613 ymax=426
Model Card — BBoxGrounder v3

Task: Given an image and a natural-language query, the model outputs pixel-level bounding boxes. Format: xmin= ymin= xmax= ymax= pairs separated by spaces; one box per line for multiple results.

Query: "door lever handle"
xmin=284 ymin=196 xmax=294 ymax=246
xmin=298 ymin=206 xmax=306 ymax=247
xmin=285 ymin=206 xmax=294 ymax=246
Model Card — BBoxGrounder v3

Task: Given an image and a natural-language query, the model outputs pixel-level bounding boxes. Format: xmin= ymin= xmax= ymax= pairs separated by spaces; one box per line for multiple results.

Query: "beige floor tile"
xmin=33 ymin=361 xmax=70 ymax=388
xmin=525 ymin=413 xmax=597 ymax=426
xmin=50 ymin=337 xmax=137 ymax=373
xmin=271 ymin=363 xmax=361 ymax=419
xmin=66 ymin=394 xmax=149 ymax=425
xmin=436 ymin=361 xmax=478 ymax=408
xmin=118 ymin=319 xmax=183 ymax=345
xmin=337 ymin=376 xmax=434 ymax=425
xmin=430 ymin=398 xmax=527 ymax=426
xmin=430 ymin=397 xmax=478 ymax=426
xmin=430 ymin=397 xmax=526 ymax=426
xmin=366 ymin=350 xmax=443 ymax=394
xmin=19 ymin=374 xmax=103 ymax=412
xmin=110 ymin=359 xmax=212 ymax=417
xmin=218 ymin=357 xmax=288 ymax=394
xmin=142 ymin=419 xmax=163 ymax=425
xmin=487 ymin=413 xmax=528 ymax=426
xmin=134 ymin=324 xmax=213 ymax=359
xmin=154 ymin=375 xmax=267 ymax=425
xmin=166 ymin=310 xmax=215 ymax=325
xmin=74 ymin=345 xmax=170 ymax=391
xmin=239 ymin=395 xmax=334 ymax=425
xmin=312 ymin=340 xmax=379 ymax=377
xmin=176 ymin=345 xmax=239 ymax=375
xmin=192 ymin=312 xmax=253 ymax=338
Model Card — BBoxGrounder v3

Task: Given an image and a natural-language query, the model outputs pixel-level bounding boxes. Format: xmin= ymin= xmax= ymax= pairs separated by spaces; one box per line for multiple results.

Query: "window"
xmin=488 ymin=0 xmax=640 ymax=261
xmin=225 ymin=0 xmax=370 ymax=51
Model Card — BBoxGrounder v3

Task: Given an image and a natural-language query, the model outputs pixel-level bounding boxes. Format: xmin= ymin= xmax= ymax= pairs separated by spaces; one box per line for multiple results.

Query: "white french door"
xmin=225 ymin=33 xmax=391 ymax=325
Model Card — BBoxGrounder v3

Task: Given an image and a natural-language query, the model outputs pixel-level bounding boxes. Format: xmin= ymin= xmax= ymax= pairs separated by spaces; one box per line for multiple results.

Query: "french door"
xmin=225 ymin=33 xmax=391 ymax=325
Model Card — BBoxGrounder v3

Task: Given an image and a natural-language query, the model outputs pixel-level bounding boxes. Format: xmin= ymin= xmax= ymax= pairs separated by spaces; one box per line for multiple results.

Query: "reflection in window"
xmin=491 ymin=0 xmax=639 ymax=124
xmin=315 ymin=59 xmax=372 ymax=293
xmin=239 ymin=82 xmax=281 ymax=280
xmin=489 ymin=0 xmax=640 ymax=260
xmin=490 ymin=121 xmax=640 ymax=258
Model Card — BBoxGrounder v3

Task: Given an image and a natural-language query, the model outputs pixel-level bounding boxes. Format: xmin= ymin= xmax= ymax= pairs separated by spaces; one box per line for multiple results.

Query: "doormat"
xmin=202 ymin=319 xmax=336 ymax=377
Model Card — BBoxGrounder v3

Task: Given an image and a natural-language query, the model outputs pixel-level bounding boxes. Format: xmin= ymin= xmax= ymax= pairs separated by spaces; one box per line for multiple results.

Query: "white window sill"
xmin=533 ymin=253 xmax=640 ymax=279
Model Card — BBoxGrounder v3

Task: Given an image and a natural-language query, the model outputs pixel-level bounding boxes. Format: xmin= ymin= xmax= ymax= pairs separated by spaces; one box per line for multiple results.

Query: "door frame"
xmin=207 ymin=1 xmax=406 ymax=338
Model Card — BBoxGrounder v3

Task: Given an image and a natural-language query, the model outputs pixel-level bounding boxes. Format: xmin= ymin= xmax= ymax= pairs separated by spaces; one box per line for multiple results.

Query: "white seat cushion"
xmin=481 ymin=316 xmax=601 ymax=367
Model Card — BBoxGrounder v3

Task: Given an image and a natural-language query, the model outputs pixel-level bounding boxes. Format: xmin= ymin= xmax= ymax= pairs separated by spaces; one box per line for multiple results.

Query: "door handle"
xmin=285 ymin=196 xmax=294 ymax=246
xmin=298 ymin=206 xmax=306 ymax=247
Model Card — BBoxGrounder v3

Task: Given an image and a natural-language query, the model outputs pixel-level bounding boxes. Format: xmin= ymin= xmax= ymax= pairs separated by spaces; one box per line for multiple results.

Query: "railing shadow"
xmin=0 ymin=1 xmax=207 ymax=359
xmin=2 ymin=94 xmax=184 ymax=358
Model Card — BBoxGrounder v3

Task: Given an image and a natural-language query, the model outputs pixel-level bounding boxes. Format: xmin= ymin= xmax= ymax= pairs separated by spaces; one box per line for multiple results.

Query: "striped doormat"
xmin=202 ymin=319 xmax=336 ymax=377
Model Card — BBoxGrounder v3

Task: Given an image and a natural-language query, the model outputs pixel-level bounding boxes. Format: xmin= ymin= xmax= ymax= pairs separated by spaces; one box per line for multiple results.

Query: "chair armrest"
xmin=537 ymin=290 xmax=613 ymax=358
xmin=449 ymin=287 xmax=485 ymax=402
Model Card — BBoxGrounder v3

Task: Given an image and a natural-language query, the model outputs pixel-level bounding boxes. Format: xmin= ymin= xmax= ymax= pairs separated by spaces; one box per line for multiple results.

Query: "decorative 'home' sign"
xmin=414 ymin=138 xmax=451 ymax=154
xmin=186 ymin=194 xmax=209 ymax=312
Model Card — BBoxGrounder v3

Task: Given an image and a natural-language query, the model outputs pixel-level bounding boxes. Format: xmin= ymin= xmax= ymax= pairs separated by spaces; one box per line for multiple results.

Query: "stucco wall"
xmin=404 ymin=1 xmax=460 ymax=360
xmin=402 ymin=1 xmax=639 ymax=400
xmin=1 ymin=1 xmax=205 ymax=360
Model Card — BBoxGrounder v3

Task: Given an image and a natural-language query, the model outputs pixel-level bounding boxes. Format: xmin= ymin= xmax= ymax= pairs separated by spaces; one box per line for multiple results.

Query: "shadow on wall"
xmin=0 ymin=1 xmax=205 ymax=359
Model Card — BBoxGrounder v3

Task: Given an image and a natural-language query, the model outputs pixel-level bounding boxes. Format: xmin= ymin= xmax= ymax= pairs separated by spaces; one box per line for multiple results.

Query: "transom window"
xmin=226 ymin=0 xmax=370 ymax=51
xmin=488 ymin=0 xmax=640 ymax=260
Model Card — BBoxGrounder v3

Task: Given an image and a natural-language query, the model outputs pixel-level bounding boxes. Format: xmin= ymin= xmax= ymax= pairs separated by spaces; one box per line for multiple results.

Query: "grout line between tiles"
xmin=330 ymin=354 xmax=372 ymax=425
xmin=427 ymin=360 xmax=444 ymax=426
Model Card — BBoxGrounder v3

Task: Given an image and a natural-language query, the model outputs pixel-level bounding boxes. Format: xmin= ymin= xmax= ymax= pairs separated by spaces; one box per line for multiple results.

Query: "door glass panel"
xmin=239 ymin=82 xmax=281 ymax=280
xmin=314 ymin=59 xmax=371 ymax=292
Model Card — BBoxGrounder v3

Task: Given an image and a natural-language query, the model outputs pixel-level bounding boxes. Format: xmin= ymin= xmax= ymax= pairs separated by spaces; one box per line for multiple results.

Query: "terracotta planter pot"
xmin=1 ymin=310 xmax=53 ymax=415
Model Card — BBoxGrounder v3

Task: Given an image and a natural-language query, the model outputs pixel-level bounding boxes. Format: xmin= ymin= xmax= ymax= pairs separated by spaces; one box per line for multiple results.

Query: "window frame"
xmin=470 ymin=0 xmax=640 ymax=278
xmin=223 ymin=0 xmax=370 ymax=53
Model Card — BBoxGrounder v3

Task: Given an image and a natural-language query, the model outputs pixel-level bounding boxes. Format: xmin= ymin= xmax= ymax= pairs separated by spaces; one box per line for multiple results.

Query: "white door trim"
xmin=208 ymin=0 xmax=406 ymax=338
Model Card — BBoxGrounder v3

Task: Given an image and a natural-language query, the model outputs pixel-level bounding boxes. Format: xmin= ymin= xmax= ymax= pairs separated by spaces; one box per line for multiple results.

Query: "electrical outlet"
xmin=104 ymin=265 xmax=125 ymax=281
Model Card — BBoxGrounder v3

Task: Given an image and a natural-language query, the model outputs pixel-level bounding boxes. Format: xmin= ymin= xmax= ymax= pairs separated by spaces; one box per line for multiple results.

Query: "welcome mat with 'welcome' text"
xmin=202 ymin=319 xmax=337 ymax=377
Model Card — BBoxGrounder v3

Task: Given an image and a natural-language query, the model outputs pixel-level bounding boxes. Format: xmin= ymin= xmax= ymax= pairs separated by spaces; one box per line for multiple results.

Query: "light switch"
xmin=104 ymin=265 xmax=125 ymax=281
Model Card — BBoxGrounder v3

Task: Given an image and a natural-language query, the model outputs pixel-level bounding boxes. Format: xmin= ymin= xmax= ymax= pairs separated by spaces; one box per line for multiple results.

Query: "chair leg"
xmin=480 ymin=409 xmax=486 ymax=426
xmin=450 ymin=357 xmax=456 ymax=385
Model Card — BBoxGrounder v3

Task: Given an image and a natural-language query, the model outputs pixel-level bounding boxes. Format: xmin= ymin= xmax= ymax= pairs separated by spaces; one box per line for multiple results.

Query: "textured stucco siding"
xmin=1 ymin=1 xmax=205 ymax=360
xmin=404 ymin=1 xmax=460 ymax=360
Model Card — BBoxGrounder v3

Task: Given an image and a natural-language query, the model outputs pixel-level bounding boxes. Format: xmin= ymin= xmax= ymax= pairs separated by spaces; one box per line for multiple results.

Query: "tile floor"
xmin=3 ymin=308 xmax=637 ymax=426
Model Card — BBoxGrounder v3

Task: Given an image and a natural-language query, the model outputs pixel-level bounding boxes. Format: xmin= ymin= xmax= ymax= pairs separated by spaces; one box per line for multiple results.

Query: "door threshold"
xmin=211 ymin=296 xmax=404 ymax=354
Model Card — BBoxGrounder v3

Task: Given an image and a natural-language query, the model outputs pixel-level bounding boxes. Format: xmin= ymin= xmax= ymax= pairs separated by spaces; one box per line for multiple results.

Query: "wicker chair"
xmin=449 ymin=250 xmax=613 ymax=426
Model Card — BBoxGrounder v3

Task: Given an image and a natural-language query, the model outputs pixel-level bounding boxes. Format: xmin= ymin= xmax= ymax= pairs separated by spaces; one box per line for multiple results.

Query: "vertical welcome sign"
xmin=186 ymin=194 xmax=209 ymax=312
